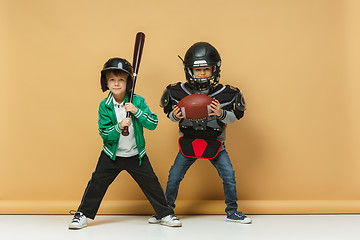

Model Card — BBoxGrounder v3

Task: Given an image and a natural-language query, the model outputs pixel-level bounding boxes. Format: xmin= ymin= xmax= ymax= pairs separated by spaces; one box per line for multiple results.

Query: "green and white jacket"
xmin=98 ymin=92 xmax=158 ymax=164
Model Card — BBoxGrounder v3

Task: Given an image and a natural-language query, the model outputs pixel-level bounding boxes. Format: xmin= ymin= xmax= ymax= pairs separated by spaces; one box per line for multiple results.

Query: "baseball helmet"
xmin=181 ymin=42 xmax=221 ymax=90
xmin=100 ymin=57 xmax=133 ymax=92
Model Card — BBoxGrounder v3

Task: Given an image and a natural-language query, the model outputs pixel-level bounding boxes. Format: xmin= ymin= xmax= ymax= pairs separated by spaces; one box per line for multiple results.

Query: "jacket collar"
xmin=104 ymin=91 xmax=130 ymax=109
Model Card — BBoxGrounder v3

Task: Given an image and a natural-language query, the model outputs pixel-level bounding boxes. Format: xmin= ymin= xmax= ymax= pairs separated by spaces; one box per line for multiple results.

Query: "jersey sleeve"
xmin=217 ymin=109 xmax=237 ymax=123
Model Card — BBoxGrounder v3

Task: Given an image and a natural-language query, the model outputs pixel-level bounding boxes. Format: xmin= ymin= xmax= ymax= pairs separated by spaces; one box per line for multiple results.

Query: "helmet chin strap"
xmin=195 ymin=81 xmax=210 ymax=91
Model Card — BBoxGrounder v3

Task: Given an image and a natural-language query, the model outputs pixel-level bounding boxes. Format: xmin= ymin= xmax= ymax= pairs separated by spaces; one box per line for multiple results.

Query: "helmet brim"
xmin=101 ymin=67 xmax=134 ymax=80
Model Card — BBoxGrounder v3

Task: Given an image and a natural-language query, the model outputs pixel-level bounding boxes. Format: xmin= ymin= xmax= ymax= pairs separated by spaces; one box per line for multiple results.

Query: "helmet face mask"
xmin=181 ymin=42 xmax=221 ymax=91
xmin=100 ymin=58 xmax=133 ymax=92
xmin=191 ymin=77 xmax=213 ymax=91
xmin=187 ymin=65 xmax=219 ymax=91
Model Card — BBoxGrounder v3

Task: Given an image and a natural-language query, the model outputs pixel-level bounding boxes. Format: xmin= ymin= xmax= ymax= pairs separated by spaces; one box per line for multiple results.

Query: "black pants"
xmin=78 ymin=151 xmax=173 ymax=219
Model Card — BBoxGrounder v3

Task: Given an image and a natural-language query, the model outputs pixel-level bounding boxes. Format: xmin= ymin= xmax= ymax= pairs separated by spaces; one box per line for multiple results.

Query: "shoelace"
xmin=71 ymin=212 xmax=82 ymax=223
xmin=69 ymin=210 xmax=77 ymax=215
xmin=170 ymin=215 xmax=179 ymax=220
xmin=234 ymin=212 xmax=246 ymax=220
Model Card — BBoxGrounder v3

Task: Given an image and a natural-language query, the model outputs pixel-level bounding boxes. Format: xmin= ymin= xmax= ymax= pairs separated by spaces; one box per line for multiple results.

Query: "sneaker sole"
xmin=69 ymin=224 xmax=87 ymax=230
xmin=148 ymin=220 xmax=161 ymax=224
xmin=226 ymin=218 xmax=252 ymax=224
xmin=160 ymin=222 xmax=182 ymax=227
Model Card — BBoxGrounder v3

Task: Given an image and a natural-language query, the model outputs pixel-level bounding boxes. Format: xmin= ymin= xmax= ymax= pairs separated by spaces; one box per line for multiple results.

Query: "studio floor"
xmin=1 ymin=214 xmax=360 ymax=240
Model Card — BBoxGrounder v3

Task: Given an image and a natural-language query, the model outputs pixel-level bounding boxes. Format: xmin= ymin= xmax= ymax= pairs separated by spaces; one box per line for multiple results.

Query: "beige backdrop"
xmin=1 ymin=0 xmax=360 ymax=215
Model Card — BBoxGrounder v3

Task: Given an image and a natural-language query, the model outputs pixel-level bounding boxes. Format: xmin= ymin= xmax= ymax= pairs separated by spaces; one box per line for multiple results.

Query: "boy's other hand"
xmin=125 ymin=103 xmax=138 ymax=114
xmin=209 ymin=99 xmax=222 ymax=117
xmin=119 ymin=118 xmax=132 ymax=129
xmin=173 ymin=106 xmax=184 ymax=119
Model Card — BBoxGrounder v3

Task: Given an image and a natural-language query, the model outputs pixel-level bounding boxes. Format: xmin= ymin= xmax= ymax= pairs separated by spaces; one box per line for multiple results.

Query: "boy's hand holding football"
xmin=209 ymin=99 xmax=222 ymax=117
xmin=173 ymin=106 xmax=184 ymax=119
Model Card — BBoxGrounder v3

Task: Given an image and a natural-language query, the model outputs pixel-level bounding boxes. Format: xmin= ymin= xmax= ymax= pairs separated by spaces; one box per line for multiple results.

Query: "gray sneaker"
xmin=160 ymin=214 xmax=182 ymax=227
xmin=69 ymin=212 xmax=88 ymax=229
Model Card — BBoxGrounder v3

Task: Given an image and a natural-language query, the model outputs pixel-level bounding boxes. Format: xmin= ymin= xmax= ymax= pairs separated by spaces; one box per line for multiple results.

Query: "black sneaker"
xmin=226 ymin=211 xmax=252 ymax=224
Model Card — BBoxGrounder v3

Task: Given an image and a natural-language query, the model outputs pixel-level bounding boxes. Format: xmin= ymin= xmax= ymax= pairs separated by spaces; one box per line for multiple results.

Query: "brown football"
xmin=176 ymin=94 xmax=213 ymax=120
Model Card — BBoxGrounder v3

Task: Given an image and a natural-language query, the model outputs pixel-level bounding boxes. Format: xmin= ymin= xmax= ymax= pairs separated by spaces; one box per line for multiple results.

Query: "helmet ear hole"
xmin=100 ymin=73 xmax=108 ymax=92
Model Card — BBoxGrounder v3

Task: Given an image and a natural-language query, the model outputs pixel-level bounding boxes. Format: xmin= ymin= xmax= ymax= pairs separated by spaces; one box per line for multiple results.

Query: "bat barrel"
xmin=132 ymin=32 xmax=145 ymax=74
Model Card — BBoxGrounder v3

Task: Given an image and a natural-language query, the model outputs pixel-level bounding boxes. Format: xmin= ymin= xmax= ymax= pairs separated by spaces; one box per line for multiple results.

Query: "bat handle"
xmin=122 ymin=127 xmax=129 ymax=136
xmin=121 ymin=112 xmax=131 ymax=136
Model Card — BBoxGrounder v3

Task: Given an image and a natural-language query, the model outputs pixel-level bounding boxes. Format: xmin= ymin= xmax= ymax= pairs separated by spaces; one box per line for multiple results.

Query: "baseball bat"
xmin=122 ymin=32 xmax=145 ymax=136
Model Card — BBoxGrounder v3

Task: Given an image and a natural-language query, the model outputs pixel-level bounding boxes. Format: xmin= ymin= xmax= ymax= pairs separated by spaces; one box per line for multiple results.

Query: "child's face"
xmin=106 ymin=71 xmax=128 ymax=96
xmin=192 ymin=66 xmax=213 ymax=79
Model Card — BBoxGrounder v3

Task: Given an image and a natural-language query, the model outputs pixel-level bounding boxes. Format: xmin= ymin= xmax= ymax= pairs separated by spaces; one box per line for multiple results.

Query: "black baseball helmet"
xmin=100 ymin=57 xmax=133 ymax=92
xmin=180 ymin=42 xmax=221 ymax=90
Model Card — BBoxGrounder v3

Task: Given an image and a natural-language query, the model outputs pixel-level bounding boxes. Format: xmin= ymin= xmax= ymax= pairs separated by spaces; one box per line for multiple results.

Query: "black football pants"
xmin=78 ymin=151 xmax=173 ymax=219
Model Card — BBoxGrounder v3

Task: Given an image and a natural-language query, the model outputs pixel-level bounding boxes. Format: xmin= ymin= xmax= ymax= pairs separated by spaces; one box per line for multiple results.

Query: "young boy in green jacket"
xmin=69 ymin=57 xmax=181 ymax=229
